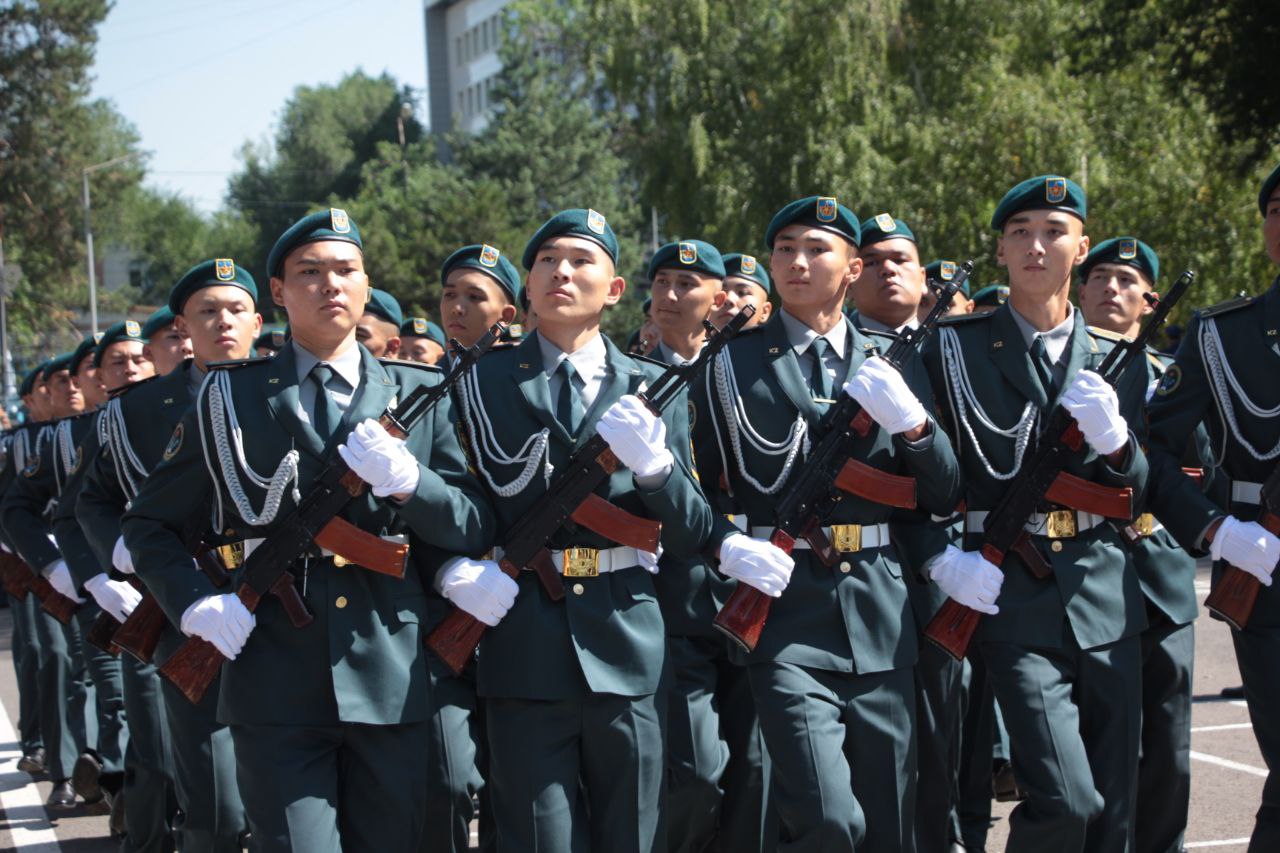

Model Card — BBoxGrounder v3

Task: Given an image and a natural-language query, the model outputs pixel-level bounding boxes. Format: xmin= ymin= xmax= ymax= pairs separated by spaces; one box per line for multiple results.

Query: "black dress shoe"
xmin=993 ymin=760 xmax=1027 ymax=802
xmin=1221 ymin=685 xmax=1246 ymax=700
xmin=17 ymin=747 xmax=46 ymax=775
xmin=72 ymin=751 xmax=104 ymax=804
xmin=46 ymin=779 xmax=77 ymax=810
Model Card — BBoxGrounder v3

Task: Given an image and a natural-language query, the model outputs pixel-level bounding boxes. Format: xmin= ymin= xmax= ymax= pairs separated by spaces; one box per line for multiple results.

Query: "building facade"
xmin=424 ymin=0 xmax=510 ymax=137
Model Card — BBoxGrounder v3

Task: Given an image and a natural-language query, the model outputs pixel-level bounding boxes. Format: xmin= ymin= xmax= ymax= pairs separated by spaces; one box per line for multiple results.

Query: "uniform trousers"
xmin=10 ymin=591 xmax=43 ymax=754
xmin=913 ymin=638 xmax=965 ymax=853
xmin=120 ymin=654 xmax=175 ymax=853
xmin=421 ymin=660 xmax=485 ymax=853
xmin=1231 ymin=622 xmax=1280 ymax=853
xmin=73 ymin=604 xmax=127 ymax=776
xmin=1134 ymin=612 xmax=1193 ymax=853
xmin=34 ymin=607 xmax=88 ymax=780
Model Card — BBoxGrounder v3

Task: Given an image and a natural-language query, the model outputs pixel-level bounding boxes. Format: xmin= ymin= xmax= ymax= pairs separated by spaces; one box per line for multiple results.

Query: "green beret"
xmin=255 ymin=327 xmax=287 ymax=351
xmin=19 ymin=363 xmax=44 ymax=397
xmin=971 ymin=284 xmax=1010 ymax=307
xmin=441 ymin=243 xmax=522 ymax=304
xmin=364 ymin=289 xmax=403 ymax=328
xmin=1259 ymin=163 xmax=1280 ymax=216
xmin=924 ymin=260 xmax=970 ymax=297
xmin=267 ymin=207 xmax=362 ymax=278
xmin=765 ymin=196 xmax=861 ymax=248
xmin=400 ymin=316 xmax=431 ymax=338
xmin=521 ymin=208 xmax=618 ymax=270
xmin=647 ymin=240 xmax=726 ymax=281
xmin=70 ymin=331 xmax=105 ymax=374
xmin=722 ymin=253 xmax=772 ymax=295
xmin=424 ymin=320 xmax=446 ymax=347
xmin=991 ymin=175 xmax=1086 ymax=231
xmin=141 ymin=306 xmax=177 ymax=340
xmin=1079 ymin=237 xmax=1159 ymax=285
xmin=46 ymin=351 xmax=77 ymax=376
xmin=169 ymin=258 xmax=258 ymax=315
xmin=93 ymin=319 xmax=147 ymax=367
xmin=858 ymin=213 xmax=916 ymax=248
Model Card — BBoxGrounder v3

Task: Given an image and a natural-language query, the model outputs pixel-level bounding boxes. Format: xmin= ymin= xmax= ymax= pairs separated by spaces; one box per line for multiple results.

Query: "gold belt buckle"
xmin=216 ymin=542 xmax=245 ymax=570
xmin=830 ymin=524 xmax=862 ymax=553
xmin=562 ymin=548 xmax=600 ymax=577
xmin=1045 ymin=509 xmax=1078 ymax=539
xmin=1133 ymin=513 xmax=1155 ymax=537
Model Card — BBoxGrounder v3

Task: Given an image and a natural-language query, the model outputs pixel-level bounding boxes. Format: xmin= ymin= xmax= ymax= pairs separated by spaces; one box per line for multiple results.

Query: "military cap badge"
xmin=1118 ymin=238 xmax=1137 ymax=260
xmin=479 ymin=244 xmax=500 ymax=267
xmin=679 ymin=242 xmax=698 ymax=264
xmin=587 ymin=209 xmax=607 ymax=235
xmin=330 ymin=208 xmax=351 ymax=234
xmin=940 ymin=261 xmax=957 ymax=281
xmin=741 ymin=255 xmax=758 ymax=274
xmin=816 ymin=197 xmax=838 ymax=223
xmin=875 ymin=213 xmax=896 ymax=231
xmin=271 ymin=330 xmax=286 ymax=347
xmin=215 ymin=258 xmax=236 ymax=282
xmin=125 ymin=320 xmax=142 ymax=337
xmin=997 ymin=285 xmax=1010 ymax=304
xmin=1045 ymin=177 xmax=1067 ymax=203
xmin=93 ymin=332 xmax=104 ymax=343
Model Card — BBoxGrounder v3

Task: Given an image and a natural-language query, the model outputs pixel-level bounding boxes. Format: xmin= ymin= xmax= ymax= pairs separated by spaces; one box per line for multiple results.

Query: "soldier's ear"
xmin=270 ymin=276 xmax=286 ymax=308
xmin=1074 ymin=234 xmax=1091 ymax=266
xmin=995 ymin=236 xmax=1008 ymax=268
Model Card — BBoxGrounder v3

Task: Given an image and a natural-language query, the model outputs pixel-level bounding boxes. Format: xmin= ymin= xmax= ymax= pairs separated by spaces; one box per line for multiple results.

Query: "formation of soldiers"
xmin=0 ymin=165 xmax=1278 ymax=853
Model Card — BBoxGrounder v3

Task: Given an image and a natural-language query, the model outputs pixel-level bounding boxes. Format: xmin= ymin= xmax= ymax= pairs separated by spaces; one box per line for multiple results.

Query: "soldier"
xmin=438 ymin=208 xmax=713 ymax=852
xmin=356 ymin=287 xmax=404 ymax=358
xmin=122 ymin=210 xmax=493 ymax=851
xmin=255 ymin=327 xmax=288 ymax=357
xmin=692 ymin=196 xmax=961 ymax=850
xmin=1145 ymin=164 xmax=1280 ymax=851
xmin=917 ymin=260 xmax=974 ymax=322
xmin=401 ymin=318 xmax=447 ymax=365
xmin=967 ymin=284 xmax=1008 ymax=315
xmin=710 ymin=252 xmax=773 ymax=330
xmin=921 ymin=175 xmax=1149 ymax=852
xmin=142 ymin=306 xmax=193 ymax=375
xmin=849 ymin=213 xmax=924 ymax=335
xmin=439 ymin=243 xmax=521 ymax=348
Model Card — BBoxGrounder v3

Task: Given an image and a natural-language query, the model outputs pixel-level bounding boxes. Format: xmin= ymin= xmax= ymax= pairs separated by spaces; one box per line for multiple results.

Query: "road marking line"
xmin=1184 ymin=840 xmax=1252 ymax=848
xmin=0 ymin=694 xmax=62 ymax=850
xmin=1190 ymin=750 xmax=1268 ymax=778
xmin=1192 ymin=723 xmax=1254 ymax=732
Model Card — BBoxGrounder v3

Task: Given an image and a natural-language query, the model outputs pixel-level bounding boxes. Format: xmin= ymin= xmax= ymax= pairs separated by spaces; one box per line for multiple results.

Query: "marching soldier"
xmin=142 ymin=306 xmax=193 ymax=375
xmin=357 ymin=287 xmax=404 ymax=358
xmin=921 ymin=176 xmax=1149 ymax=851
xmin=1146 ymin=164 xmax=1280 ymax=852
xmin=692 ymin=196 xmax=961 ymax=850
xmin=710 ymin=252 xmax=773 ymax=330
xmin=439 ymin=208 xmax=714 ymax=852
xmin=848 ymin=214 xmax=923 ymax=335
xmin=438 ymin=243 xmax=521 ymax=352
xmin=122 ymin=210 xmax=493 ymax=851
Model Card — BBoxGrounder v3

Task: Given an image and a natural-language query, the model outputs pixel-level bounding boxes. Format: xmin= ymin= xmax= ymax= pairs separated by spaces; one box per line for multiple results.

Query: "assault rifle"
xmin=160 ymin=324 xmax=504 ymax=703
xmin=0 ymin=552 xmax=80 ymax=624
xmin=925 ymin=269 xmax=1196 ymax=660
xmin=426 ymin=307 xmax=757 ymax=676
xmin=712 ymin=263 xmax=971 ymax=652
xmin=1203 ymin=464 xmax=1280 ymax=629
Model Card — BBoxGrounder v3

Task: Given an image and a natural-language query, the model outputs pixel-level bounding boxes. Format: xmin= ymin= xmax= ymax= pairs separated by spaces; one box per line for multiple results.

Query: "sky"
xmin=89 ymin=0 xmax=429 ymax=214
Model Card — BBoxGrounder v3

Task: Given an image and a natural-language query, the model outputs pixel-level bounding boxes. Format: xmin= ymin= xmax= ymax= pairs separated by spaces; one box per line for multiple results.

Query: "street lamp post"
xmin=82 ymin=153 xmax=142 ymax=334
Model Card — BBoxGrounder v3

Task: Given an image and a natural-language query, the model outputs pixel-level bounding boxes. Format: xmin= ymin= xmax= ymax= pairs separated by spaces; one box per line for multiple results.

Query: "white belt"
xmin=964 ymin=510 xmax=1105 ymax=536
xmin=241 ymin=533 xmax=408 ymax=565
xmin=747 ymin=523 xmax=891 ymax=551
xmin=1233 ymin=481 xmax=1263 ymax=505
xmin=494 ymin=545 xmax=641 ymax=575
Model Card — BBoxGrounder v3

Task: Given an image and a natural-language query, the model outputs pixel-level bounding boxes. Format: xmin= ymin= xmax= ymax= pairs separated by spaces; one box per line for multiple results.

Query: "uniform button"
xmin=335 ymin=596 xmax=348 ymax=609
xmin=572 ymin=583 xmax=585 ymax=596
xmin=1050 ymin=541 xmax=1063 ymax=553
xmin=839 ymin=561 xmax=852 ymax=573
xmin=224 ymin=528 xmax=235 ymax=537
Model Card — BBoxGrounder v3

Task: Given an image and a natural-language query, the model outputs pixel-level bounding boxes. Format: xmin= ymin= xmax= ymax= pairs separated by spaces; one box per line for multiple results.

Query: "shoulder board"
xmin=938 ymin=311 xmax=991 ymax=326
xmin=1196 ymin=294 xmax=1257 ymax=319
xmin=207 ymin=356 xmax=268 ymax=370
xmin=1145 ymin=350 xmax=1168 ymax=372
xmin=487 ymin=340 xmax=518 ymax=351
xmin=1086 ymin=326 xmax=1133 ymax=344
xmin=378 ymin=357 xmax=442 ymax=373
xmin=628 ymin=353 xmax=669 ymax=369
xmin=107 ymin=373 xmax=162 ymax=400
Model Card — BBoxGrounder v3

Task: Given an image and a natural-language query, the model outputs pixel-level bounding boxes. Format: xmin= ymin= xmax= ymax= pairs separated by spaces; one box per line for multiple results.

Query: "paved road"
xmin=0 ymin=563 xmax=1265 ymax=850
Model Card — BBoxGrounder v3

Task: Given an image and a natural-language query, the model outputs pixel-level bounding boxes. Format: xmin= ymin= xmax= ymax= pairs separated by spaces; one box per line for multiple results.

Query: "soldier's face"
xmin=917 ymin=287 xmax=972 ymax=322
xmin=98 ymin=341 xmax=155 ymax=392
xmin=997 ymin=211 xmax=1089 ymax=295
xmin=711 ymin=278 xmax=771 ymax=329
xmin=770 ymin=226 xmax=861 ymax=313
xmin=271 ymin=241 xmax=369 ymax=343
xmin=355 ymin=313 xmax=400 ymax=358
xmin=74 ymin=358 xmax=108 ymax=409
xmin=855 ymin=238 xmax=924 ymax=326
xmin=144 ymin=323 xmax=194 ymax=376
xmin=441 ymin=269 xmax=517 ymax=348
xmin=47 ymin=369 xmax=84 ymax=418
xmin=400 ymin=336 xmax=435 ymax=364
xmin=22 ymin=392 xmax=48 ymax=421
xmin=1264 ymin=192 xmax=1280 ymax=265
xmin=177 ymin=286 xmax=262 ymax=365
xmin=526 ymin=237 xmax=625 ymax=328
xmin=1078 ymin=263 xmax=1153 ymax=334
xmin=651 ymin=268 xmax=720 ymax=336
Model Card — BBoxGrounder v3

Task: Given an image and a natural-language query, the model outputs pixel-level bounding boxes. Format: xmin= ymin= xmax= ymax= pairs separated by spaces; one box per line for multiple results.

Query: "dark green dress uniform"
xmin=921 ymin=306 xmax=1149 ymax=852
xmin=1 ymin=425 xmax=45 ymax=763
xmin=1146 ymin=279 xmax=1280 ymax=852
xmin=79 ymin=362 xmax=243 ymax=853
xmin=455 ymin=331 xmax=713 ymax=853
xmin=650 ymin=340 xmax=775 ymax=853
xmin=122 ymin=343 xmax=493 ymax=852
xmin=691 ymin=313 xmax=962 ymax=851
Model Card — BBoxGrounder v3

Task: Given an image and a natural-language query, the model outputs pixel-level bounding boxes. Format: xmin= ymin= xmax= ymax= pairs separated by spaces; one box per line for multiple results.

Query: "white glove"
xmin=1060 ymin=370 xmax=1128 ymax=456
xmin=928 ymin=545 xmax=1003 ymax=615
xmin=43 ymin=559 xmax=86 ymax=603
xmin=597 ymin=395 xmax=674 ymax=479
xmin=718 ymin=534 xmax=794 ymax=597
xmin=84 ymin=573 xmax=142 ymax=622
xmin=337 ymin=419 xmax=421 ymax=498
xmin=1211 ymin=516 xmax=1280 ymax=586
xmin=180 ymin=593 xmax=256 ymax=660
xmin=637 ymin=544 xmax=663 ymax=574
xmin=112 ymin=535 xmax=135 ymax=575
xmin=842 ymin=356 xmax=927 ymax=435
xmin=439 ymin=558 xmax=519 ymax=627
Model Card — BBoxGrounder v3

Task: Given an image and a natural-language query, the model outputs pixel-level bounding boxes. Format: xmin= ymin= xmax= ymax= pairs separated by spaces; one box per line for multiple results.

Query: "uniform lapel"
xmin=334 ymin=347 xmax=396 ymax=452
xmin=1263 ymin=276 xmax=1280 ymax=361
xmin=987 ymin=304 xmax=1049 ymax=409
xmin=510 ymin=333 xmax=574 ymax=448
xmin=763 ymin=315 xmax=823 ymax=427
xmin=263 ymin=344 xmax=326 ymax=460
xmin=578 ymin=336 xmax=644 ymax=450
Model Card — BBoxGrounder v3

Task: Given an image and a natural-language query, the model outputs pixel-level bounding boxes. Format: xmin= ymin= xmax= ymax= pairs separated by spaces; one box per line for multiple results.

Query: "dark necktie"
xmin=556 ymin=359 xmax=584 ymax=434
xmin=809 ymin=337 xmax=833 ymax=400
xmin=310 ymin=363 xmax=343 ymax=440
xmin=1030 ymin=336 xmax=1057 ymax=399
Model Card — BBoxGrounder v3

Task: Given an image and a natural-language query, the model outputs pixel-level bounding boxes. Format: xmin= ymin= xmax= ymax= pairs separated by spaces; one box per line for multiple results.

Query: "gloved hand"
xmin=180 ymin=594 xmax=256 ymax=660
xmin=1211 ymin=516 xmax=1280 ymax=586
xmin=337 ymin=419 xmax=421 ymax=498
xmin=43 ymin=559 xmax=85 ymax=603
xmin=637 ymin=544 xmax=663 ymax=574
xmin=928 ymin=545 xmax=1003 ymax=615
xmin=112 ymin=535 xmax=135 ymax=575
xmin=597 ymin=395 xmax=674 ymax=479
xmin=439 ymin=558 xmax=519 ymax=626
xmin=84 ymin=573 xmax=142 ymax=622
xmin=718 ymin=534 xmax=794 ymax=597
xmin=842 ymin=356 xmax=927 ymax=435
xmin=1060 ymin=370 xmax=1128 ymax=456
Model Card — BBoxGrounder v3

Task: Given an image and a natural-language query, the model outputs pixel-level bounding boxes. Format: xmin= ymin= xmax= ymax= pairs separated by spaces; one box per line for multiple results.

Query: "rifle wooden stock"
xmin=712 ymin=527 xmax=799 ymax=652
xmin=1044 ymin=472 xmax=1133 ymax=519
xmin=114 ymin=590 xmax=167 ymax=663
xmin=570 ymin=493 xmax=662 ymax=553
xmin=30 ymin=574 xmax=79 ymax=625
xmin=1205 ymin=510 xmax=1280 ymax=629
xmin=834 ymin=459 xmax=917 ymax=510
xmin=313 ymin=516 xmax=409 ymax=578
xmin=923 ymin=542 xmax=1006 ymax=660
xmin=86 ymin=610 xmax=123 ymax=656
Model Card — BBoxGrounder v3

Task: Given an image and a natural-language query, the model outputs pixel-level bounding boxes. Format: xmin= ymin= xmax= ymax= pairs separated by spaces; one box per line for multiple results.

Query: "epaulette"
xmin=1086 ymin=326 xmax=1133 ymax=344
xmin=1196 ymin=294 xmax=1257 ymax=319
xmin=938 ymin=311 xmax=992 ymax=326
xmin=108 ymin=372 xmax=162 ymax=400
xmin=379 ymin=357 xmax=442 ymax=373
xmin=207 ymin=356 xmax=268 ymax=370
xmin=487 ymin=340 xmax=518 ymax=351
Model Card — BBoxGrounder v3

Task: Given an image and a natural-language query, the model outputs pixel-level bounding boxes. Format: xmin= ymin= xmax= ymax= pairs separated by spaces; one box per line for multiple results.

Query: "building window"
xmin=455 ymin=36 xmax=462 ymax=66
